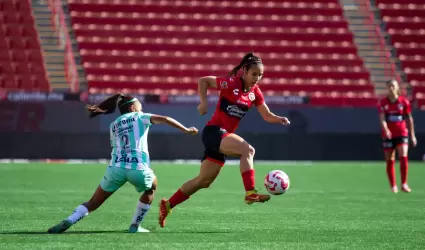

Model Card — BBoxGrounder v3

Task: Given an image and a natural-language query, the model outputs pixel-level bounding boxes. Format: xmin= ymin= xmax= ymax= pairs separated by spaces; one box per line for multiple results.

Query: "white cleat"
xmin=128 ymin=224 xmax=150 ymax=233
xmin=401 ymin=184 xmax=411 ymax=193
xmin=391 ymin=186 xmax=399 ymax=193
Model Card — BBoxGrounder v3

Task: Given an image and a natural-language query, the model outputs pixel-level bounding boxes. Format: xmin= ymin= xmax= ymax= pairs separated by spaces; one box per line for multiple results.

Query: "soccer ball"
xmin=264 ymin=170 xmax=290 ymax=195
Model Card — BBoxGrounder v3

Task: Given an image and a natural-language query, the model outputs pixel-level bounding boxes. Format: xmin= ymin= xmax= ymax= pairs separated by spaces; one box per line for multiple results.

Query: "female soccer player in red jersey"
xmin=159 ymin=52 xmax=290 ymax=227
xmin=379 ymin=80 xmax=417 ymax=193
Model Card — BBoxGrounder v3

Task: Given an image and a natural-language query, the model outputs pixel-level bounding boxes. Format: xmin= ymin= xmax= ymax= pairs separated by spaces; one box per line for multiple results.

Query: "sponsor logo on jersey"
xmin=226 ymin=105 xmax=246 ymax=119
xmin=220 ymin=81 xmax=228 ymax=89
xmin=219 ymin=97 xmax=249 ymax=120
xmin=386 ymin=114 xmax=403 ymax=122
xmin=112 ymin=117 xmax=135 ymax=132
xmin=114 ymin=155 xmax=139 ymax=163
xmin=237 ymin=100 xmax=248 ymax=106
xmin=233 ymin=89 xmax=239 ymax=95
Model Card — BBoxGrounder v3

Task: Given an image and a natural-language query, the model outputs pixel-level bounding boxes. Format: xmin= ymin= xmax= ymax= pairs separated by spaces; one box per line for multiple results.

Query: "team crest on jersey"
xmin=220 ymin=81 xmax=228 ymax=89
xmin=398 ymin=104 xmax=403 ymax=110
xmin=384 ymin=105 xmax=389 ymax=110
xmin=248 ymin=92 xmax=255 ymax=101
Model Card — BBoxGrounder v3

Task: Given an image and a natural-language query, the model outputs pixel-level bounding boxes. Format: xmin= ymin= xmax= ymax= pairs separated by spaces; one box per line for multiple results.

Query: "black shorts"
xmin=382 ymin=136 xmax=409 ymax=151
xmin=201 ymin=125 xmax=230 ymax=166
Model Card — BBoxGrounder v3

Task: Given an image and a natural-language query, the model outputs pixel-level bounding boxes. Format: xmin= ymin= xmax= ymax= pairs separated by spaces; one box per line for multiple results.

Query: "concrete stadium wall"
xmin=0 ymin=102 xmax=424 ymax=160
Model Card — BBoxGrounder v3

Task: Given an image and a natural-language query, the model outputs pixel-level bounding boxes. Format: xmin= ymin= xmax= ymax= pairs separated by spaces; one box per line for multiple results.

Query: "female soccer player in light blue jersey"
xmin=47 ymin=93 xmax=198 ymax=234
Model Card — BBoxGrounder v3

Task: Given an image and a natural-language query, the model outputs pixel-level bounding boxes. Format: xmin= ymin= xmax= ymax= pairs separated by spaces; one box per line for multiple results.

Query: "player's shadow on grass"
xmin=0 ymin=230 xmax=126 ymax=235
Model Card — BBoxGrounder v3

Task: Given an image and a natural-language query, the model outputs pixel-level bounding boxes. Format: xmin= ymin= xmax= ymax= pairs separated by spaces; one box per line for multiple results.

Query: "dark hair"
xmin=229 ymin=52 xmax=263 ymax=76
xmin=86 ymin=93 xmax=137 ymax=118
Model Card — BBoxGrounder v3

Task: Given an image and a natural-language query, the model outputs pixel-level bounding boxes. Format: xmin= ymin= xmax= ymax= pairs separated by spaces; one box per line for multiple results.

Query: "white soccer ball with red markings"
xmin=264 ymin=170 xmax=290 ymax=195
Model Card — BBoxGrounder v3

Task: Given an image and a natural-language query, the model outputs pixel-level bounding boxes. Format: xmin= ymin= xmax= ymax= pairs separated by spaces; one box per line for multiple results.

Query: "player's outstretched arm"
xmin=256 ymin=103 xmax=290 ymax=125
xmin=197 ymin=76 xmax=217 ymax=115
xmin=150 ymin=115 xmax=199 ymax=135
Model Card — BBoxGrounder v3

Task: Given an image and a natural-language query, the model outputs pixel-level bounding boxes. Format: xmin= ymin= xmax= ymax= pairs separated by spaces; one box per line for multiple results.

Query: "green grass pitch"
xmin=1 ymin=162 xmax=424 ymax=249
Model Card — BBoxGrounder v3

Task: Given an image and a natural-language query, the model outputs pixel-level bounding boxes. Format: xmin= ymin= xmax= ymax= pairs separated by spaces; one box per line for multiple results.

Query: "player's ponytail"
xmin=86 ymin=93 xmax=125 ymax=118
xmin=229 ymin=52 xmax=263 ymax=76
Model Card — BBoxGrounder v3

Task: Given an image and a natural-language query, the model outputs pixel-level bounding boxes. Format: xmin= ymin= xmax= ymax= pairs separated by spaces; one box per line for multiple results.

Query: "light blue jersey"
xmin=109 ymin=112 xmax=153 ymax=170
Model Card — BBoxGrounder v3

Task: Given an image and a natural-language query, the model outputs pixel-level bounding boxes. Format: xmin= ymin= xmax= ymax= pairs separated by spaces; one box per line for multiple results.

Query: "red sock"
xmin=242 ymin=169 xmax=255 ymax=192
xmin=400 ymin=156 xmax=408 ymax=185
xmin=386 ymin=160 xmax=396 ymax=187
xmin=169 ymin=189 xmax=190 ymax=208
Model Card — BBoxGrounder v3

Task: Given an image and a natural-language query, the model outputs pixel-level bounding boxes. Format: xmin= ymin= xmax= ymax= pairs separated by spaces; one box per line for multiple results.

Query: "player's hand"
xmin=197 ymin=102 xmax=208 ymax=115
xmin=411 ymin=135 xmax=417 ymax=147
xmin=185 ymin=126 xmax=199 ymax=135
xmin=280 ymin=117 xmax=290 ymax=125
xmin=385 ymin=129 xmax=392 ymax=139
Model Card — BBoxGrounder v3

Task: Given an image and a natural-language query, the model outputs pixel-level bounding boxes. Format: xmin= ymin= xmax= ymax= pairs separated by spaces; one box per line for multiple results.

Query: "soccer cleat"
xmin=391 ymin=186 xmax=399 ymax=193
xmin=128 ymin=224 xmax=150 ymax=233
xmin=47 ymin=220 xmax=72 ymax=234
xmin=244 ymin=190 xmax=271 ymax=204
xmin=401 ymin=184 xmax=411 ymax=193
xmin=159 ymin=199 xmax=172 ymax=228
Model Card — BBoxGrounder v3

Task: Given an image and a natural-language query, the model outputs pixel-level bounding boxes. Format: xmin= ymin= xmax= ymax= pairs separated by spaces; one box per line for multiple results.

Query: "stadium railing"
xmin=360 ymin=0 xmax=400 ymax=84
xmin=47 ymin=0 xmax=79 ymax=92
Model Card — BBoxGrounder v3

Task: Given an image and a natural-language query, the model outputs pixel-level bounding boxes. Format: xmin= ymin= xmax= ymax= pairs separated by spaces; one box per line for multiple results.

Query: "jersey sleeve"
xmin=254 ymin=87 xmax=265 ymax=106
xmin=138 ymin=113 xmax=153 ymax=126
xmin=216 ymin=77 xmax=231 ymax=91
xmin=404 ymin=99 xmax=412 ymax=115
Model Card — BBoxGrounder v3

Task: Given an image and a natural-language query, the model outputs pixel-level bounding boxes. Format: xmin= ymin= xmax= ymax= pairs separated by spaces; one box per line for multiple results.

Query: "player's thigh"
xmin=219 ymin=133 xmax=252 ymax=157
xmin=383 ymin=138 xmax=396 ymax=160
xmin=100 ymin=166 xmax=127 ymax=193
xmin=396 ymin=137 xmax=409 ymax=157
xmin=126 ymin=168 xmax=156 ymax=193
xmin=202 ymin=125 xmax=228 ymax=166
xmin=198 ymin=159 xmax=222 ymax=182
xmin=88 ymin=185 xmax=114 ymax=205
xmin=384 ymin=149 xmax=396 ymax=160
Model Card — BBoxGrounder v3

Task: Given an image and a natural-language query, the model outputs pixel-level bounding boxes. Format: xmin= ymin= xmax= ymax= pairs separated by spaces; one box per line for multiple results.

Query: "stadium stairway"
xmin=31 ymin=0 xmax=84 ymax=90
xmin=370 ymin=0 xmax=405 ymax=83
xmin=339 ymin=0 xmax=394 ymax=96
xmin=373 ymin=0 xmax=425 ymax=109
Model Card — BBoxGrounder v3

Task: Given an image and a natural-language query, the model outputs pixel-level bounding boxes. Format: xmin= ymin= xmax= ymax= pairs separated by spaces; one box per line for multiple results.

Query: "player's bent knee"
xmin=248 ymin=145 xmax=255 ymax=157
xmin=144 ymin=189 xmax=154 ymax=195
xmin=150 ymin=182 xmax=157 ymax=191
xmin=242 ymin=144 xmax=255 ymax=158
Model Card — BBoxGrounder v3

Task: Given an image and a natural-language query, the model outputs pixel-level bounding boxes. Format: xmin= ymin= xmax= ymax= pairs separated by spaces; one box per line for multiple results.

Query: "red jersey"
xmin=206 ymin=76 xmax=265 ymax=133
xmin=378 ymin=96 xmax=411 ymax=138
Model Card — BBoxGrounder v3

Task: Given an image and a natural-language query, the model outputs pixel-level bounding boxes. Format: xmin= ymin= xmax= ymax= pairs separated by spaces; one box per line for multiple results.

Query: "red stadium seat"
xmin=1 ymin=76 xmax=19 ymax=89
xmin=377 ymin=0 xmax=425 ymax=91
xmin=68 ymin=0 xmax=375 ymax=106
xmin=0 ymin=3 xmax=50 ymax=91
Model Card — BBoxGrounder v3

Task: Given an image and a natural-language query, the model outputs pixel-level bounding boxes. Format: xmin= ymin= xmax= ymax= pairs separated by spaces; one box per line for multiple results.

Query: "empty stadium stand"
xmin=68 ymin=0 xmax=378 ymax=106
xmin=0 ymin=0 xmax=50 ymax=91
xmin=376 ymin=0 xmax=425 ymax=108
